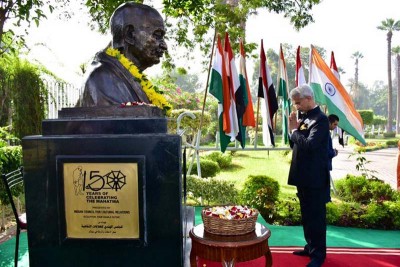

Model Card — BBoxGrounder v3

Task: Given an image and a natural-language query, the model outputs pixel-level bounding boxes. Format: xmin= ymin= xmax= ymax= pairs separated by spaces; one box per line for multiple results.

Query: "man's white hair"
xmin=289 ymin=84 xmax=314 ymax=99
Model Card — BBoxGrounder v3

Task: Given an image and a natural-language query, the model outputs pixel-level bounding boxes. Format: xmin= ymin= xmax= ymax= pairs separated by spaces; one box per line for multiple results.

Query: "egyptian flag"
xmin=296 ymin=45 xmax=307 ymax=86
xmin=258 ymin=40 xmax=278 ymax=147
xmin=330 ymin=51 xmax=340 ymax=79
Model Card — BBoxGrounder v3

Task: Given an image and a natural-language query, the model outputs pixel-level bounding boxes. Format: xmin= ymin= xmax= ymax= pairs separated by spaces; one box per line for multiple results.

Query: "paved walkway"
xmin=330 ymin=137 xmax=398 ymax=190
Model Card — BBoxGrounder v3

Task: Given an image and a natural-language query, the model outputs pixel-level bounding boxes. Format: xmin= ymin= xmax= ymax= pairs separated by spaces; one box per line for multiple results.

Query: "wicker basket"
xmin=201 ymin=208 xmax=258 ymax=236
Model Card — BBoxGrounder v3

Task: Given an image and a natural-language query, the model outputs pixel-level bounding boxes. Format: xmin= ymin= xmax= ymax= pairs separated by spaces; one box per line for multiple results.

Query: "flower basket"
xmin=201 ymin=206 xmax=258 ymax=236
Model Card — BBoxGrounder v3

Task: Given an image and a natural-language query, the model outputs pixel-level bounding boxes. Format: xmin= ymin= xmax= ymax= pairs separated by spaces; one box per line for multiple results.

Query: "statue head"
xmin=110 ymin=2 xmax=167 ymax=71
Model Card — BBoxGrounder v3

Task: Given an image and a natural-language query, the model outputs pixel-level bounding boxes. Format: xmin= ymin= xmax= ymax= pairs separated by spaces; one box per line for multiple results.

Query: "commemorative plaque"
xmin=63 ymin=162 xmax=139 ymax=239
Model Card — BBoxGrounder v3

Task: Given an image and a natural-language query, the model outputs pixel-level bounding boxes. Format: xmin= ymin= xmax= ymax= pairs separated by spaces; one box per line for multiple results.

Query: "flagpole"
xmin=193 ymin=29 xmax=217 ymax=176
xmin=198 ymin=29 xmax=217 ymax=133
xmin=254 ymin=98 xmax=260 ymax=148
xmin=274 ymin=108 xmax=277 ymax=135
xmin=309 ymin=44 xmax=313 ymax=84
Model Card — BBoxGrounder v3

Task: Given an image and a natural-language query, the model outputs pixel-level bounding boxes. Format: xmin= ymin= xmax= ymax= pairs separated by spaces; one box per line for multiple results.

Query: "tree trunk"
xmin=355 ymin=58 xmax=359 ymax=106
xmin=387 ymin=31 xmax=393 ymax=132
xmin=397 ymin=54 xmax=400 ymax=134
xmin=0 ymin=8 xmax=6 ymax=49
xmin=1 ymin=205 xmax=5 ymax=232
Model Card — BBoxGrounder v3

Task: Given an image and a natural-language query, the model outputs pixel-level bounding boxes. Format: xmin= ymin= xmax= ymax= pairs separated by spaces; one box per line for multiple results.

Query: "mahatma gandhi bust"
xmin=76 ymin=2 xmax=168 ymax=107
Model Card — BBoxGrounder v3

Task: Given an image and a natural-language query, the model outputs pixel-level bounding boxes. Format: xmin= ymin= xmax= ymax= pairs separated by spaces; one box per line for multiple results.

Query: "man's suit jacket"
xmin=77 ymin=51 xmax=149 ymax=107
xmin=327 ymin=136 xmax=336 ymax=171
xmin=288 ymin=106 xmax=330 ymax=188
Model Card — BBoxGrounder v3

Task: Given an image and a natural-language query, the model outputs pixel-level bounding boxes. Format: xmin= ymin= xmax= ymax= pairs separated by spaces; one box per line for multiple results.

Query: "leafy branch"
xmin=349 ymin=150 xmax=378 ymax=180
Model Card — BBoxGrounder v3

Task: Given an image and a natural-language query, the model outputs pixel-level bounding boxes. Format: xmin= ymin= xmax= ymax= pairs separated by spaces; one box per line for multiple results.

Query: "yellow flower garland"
xmin=105 ymin=47 xmax=172 ymax=116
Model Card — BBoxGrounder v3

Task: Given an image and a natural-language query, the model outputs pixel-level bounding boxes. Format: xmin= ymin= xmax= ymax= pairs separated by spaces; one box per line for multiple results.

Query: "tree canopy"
xmin=0 ymin=0 xmax=71 ymax=56
xmin=83 ymin=0 xmax=321 ymax=68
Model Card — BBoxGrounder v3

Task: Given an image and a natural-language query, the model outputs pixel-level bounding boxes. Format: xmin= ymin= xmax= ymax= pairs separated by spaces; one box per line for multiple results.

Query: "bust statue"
xmin=76 ymin=2 xmax=168 ymax=108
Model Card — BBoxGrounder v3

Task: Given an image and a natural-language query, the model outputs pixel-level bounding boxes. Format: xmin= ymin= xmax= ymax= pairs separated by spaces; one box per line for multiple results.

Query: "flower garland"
xmin=105 ymin=47 xmax=172 ymax=116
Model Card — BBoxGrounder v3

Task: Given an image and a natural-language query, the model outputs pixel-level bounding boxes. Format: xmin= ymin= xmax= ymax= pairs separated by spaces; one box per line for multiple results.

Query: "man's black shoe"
xmin=306 ymin=257 xmax=325 ymax=267
xmin=292 ymin=250 xmax=310 ymax=256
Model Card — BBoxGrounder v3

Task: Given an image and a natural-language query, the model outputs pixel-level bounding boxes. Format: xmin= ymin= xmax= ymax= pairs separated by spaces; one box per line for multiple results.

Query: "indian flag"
xmin=277 ymin=44 xmax=291 ymax=145
xmin=239 ymin=39 xmax=255 ymax=128
xmin=209 ymin=35 xmax=233 ymax=153
xmin=310 ymin=46 xmax=366 ymax=145
xmin=330 ymin=51 xmax=345 ymax=147
xmin=224 ymin=33 xmax=241 ymax=147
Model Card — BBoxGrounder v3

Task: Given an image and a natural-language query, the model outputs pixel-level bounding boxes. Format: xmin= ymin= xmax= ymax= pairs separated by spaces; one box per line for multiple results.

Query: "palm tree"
xmin=351 ymin=51 xmax=364 ymax=107
xmin=392 ymin=46 xmax=400 ymax=134
xmin=377 ymin=18 xmax=400 ymax=133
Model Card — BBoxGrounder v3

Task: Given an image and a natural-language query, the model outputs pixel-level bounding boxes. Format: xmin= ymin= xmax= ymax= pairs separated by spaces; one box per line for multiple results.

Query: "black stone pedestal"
xmin=22 ymin=106 xmax=183 ymax=267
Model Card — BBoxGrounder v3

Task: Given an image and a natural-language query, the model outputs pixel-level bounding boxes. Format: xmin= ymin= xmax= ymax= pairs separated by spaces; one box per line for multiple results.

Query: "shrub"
xmin=326 ymin=202 xmax=341 ymax=225
xmin=203 ymin=151 xmax=232 ymax=169
xmin=357 ymin=201 xmax=400 ymax=230
xmin=383 ymin=132 xmax=396 ymax=138
xmin=335 ymin=202 xmax=363 ymax=227
xmin=0 ymin=145 xmax=22 ymax=174
xmin=11 ymin=61 xmax=48 ymax=139
xmin=368 ymin=179 xmax=397 ymax=202
xmin=386 ymin=139 xmax=399 ymax=146
xmin=361 ymin=202 xmax=389 ymax=229
xmin=372 ymin=115 xmax=386 ymax=126
xmin=394 ymin=191 xmax=400 ymax=202
xmin=325 ymin=200 xmax=400 ymax=230
xmin=331 ymin=175 xmax=400 ymax=229
xmin=0 ymin=126 xmax=20 ymax=147
xmin=189 ymin=159 xmax=220 ymax=178
xmin=168 ymin=109 xmax=211 ymax=136
xmin=385 ymin=201 xmax=400 ymax=229
xmin=0 ymin=145 xmax=23 ymax=205
xmin=186 ymin=175 xmax=238 ymax=205
xmin=358 ymin=110 xmax=374 ymax=125
xmin=335 ymin=175 xmax=397 ymax=203
xmin=274 ymin=197 xmax=301 ymax=226
xmin=335 ymin=175 xmax=372 ymax=204
xmin=239 ymin=175 xmax=280 ymax=223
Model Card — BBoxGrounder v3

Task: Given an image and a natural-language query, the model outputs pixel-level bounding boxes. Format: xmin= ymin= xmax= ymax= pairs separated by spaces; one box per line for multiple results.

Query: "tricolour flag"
xmin=209 ymin=35 xmax=234 ymax=153
xmin=239 ymin=39 xmax=255 ymax=128
xmin=223 ymin=33 xmax=241 ymax=147
xmin=330 ymin=51 xmax=345 ymax=147
xmin=277 ymin=44 xmax=291 ymax=145
xmin=224 ymin=33 xmax=242 ymax=148
xmin=310 ymin=46 xmax=366 ymax=145
xmin=296 ymin=45 xmax=307 ymax=86
xmin=258 ymin=40 xmax=278 ymax=147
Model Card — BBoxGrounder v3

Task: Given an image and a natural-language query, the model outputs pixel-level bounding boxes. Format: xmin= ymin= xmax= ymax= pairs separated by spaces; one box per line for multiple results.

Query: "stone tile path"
xmin=330 ymin=137 xmax=398 ymax=190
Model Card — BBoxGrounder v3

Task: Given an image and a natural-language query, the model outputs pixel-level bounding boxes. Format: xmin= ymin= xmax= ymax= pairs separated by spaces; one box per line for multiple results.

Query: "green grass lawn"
xmin=206 ymin=149 xmax=297 ymax=196
xmin=196 ymin=135 xmax=399 ymax=200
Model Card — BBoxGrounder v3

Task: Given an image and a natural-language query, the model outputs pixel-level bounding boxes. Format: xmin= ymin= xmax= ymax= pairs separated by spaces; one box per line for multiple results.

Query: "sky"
xmin=246 ymin=0 xmax=400 ymax=89
xmin=22 ymin=0 xmax=400 ymax=89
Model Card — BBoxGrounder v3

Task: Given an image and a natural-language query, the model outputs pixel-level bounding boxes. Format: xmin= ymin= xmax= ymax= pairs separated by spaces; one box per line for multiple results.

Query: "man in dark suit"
xmin=288 ymin=84 xmax=330 ymax=267
xmin=327 ymin=114 xmax=340 ymax=201
xmin=328 ymin=114 xmax=339 ymax=171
